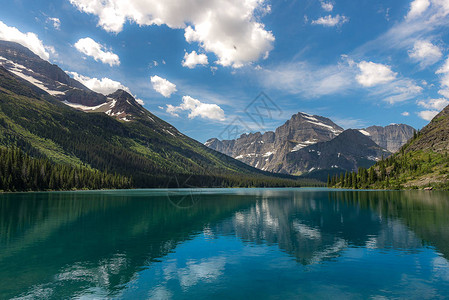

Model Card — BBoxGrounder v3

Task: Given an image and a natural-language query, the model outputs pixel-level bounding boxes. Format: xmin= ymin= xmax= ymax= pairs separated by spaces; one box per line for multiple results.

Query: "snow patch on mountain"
xmin=62 ymin=101 xmax=108 ymax=111
xmin=0 ymin=56 xmax=67 ymax=96
xmin=358 ymin=129 xmax=371 ymax=136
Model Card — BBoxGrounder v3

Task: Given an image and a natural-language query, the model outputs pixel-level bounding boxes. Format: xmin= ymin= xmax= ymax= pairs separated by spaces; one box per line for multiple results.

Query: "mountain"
xmin=282 ymin=129 xmax=390 ymax=175
xmin=0 ymin=41 xmax=107 ymax=107
xmin=360 ymin=124 xmax=415 ymax=153
xmin=206 ymin=111 xmax=414 ymax=178
xmin=205 ymin=112 xmax=344 ymax=172
xmin=0 ymin=42 xmax=319 ymax=190
xmin=331 ymin=105 xmax=449 ymax=189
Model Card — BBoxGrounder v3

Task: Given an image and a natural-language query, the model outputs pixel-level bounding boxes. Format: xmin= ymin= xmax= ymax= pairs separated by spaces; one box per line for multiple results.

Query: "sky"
xmin=1 ymin=0 xmax=449 ymax=143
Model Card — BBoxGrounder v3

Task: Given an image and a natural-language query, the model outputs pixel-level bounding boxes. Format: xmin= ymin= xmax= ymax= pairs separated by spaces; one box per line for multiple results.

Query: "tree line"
xmin=0 ymin=146 xmax=131 ymax=192
xmin=328 ymin=130 xmax=449 ymax=190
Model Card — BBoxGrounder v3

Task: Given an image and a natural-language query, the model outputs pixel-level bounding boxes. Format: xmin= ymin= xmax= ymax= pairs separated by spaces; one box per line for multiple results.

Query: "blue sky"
xmin=1 ymin=0 xmax=449 ymax=142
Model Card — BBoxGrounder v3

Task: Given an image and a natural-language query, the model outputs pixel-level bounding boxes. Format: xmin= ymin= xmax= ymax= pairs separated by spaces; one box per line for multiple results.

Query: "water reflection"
xmin=0 ymin=189 xmax=449 ymax=299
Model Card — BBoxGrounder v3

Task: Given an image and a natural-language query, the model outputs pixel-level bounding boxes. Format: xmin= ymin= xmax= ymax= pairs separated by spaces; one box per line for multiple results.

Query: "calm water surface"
xmin=1 ymin=188 xmax=449 ymax=299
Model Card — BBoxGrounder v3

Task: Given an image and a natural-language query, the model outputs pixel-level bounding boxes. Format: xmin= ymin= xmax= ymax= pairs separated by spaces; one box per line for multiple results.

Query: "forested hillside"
xmin=329 ymin=106 xmax=449 ymax=190
xmin=0 ymin=66 xmax=320 ymax=191
xmin=0 ymin=147 xmax=130 ymax=191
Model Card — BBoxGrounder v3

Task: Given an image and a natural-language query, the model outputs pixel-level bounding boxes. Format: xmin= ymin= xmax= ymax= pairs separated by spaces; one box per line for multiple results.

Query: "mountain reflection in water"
xmin=1 ymin=189 xmax=448 ymax=299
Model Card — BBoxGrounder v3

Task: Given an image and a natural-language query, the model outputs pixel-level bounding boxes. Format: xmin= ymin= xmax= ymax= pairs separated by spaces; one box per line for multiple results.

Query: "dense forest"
xmin=0 ymin=145 xmax=323 ymax=192
xmin=0 ymin=146 xmax=131 ymax=191
xmin=0 ymin=66 xmax=323 ymax=192
xmin=328 ymin=131 xmax=449 ymax=190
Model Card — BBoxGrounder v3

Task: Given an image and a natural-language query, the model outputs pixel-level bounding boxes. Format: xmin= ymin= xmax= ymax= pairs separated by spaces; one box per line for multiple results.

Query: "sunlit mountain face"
xmin=2 ymin=189 xmax=449 ymax=299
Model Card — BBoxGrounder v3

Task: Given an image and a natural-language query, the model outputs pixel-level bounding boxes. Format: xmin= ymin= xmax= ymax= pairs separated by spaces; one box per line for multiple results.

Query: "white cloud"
xmin=418 ymin=110 xmax=439 ymax=121
xmin=47 ymin=17 xmax=61 ymax=30
xmin=353 ymin=0 xmax=449 ymax=61
xmin=69 ymin=0 xmax=275 ymax=68
xmin=320 ymin=1 xmax=334 ymax=12
xmin=261 ymin=59 xmax=355 ymax=98
xmin=402 ymin=111 xmax=410 ymax=116
xmin=409 ymin=40 xmax=442 ymax=66
xmin=150 ymin=75 xmax=177 ymax=98
xmin=166 ymin=96 xmax=225 ymax=121
xmin=67 ymin=71 xmax=129 ymax=94
xmin=262 ymin=57 xmax=421 ymax=104
xmin=166 ymin=104 xmax=180 ymax=117
xmin=418 ymin=98 xmax=449 ymax=110
xmin=436 ymin=57 xmax=449 ymax=98
xmin=182 ymin=51 xmax=209 ymax=69
xmin=379 ymin=79 xmax=423 ymax=104
xmin=436 ymin=57 xmax=449 ymax=75
xmin=356 ymin=61 xmax=397 ymax=87
xmin=67 ymin=71 xmax=144 ymax=104
xmin=0 ymin=21 xmax=53 ymax=61
xmin=311 ymin=14 xmax=349 ymax=27
xmin=439 ymin=89 xmax=449 ymax=98
xmin=407 ymin=0 xmax=430 ymax=19
xmin=74 ymin=37 xmax=120 ymax=66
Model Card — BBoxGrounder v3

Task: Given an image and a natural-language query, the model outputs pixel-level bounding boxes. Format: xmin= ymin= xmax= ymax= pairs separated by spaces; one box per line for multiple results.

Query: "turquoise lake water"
xmin=1 ymin=188 xmax=449 ymax=299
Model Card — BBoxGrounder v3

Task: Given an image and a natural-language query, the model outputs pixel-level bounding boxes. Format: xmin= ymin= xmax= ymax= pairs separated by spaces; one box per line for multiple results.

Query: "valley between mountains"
xmin=0 ymin=40 xmax=448 ymax=191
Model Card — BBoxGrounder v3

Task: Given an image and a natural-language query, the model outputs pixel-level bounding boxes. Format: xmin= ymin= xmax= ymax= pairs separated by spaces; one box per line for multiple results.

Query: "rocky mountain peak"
xmin=361 ymin=123 xmax=415 ymax=153
xmin=205 ymin=111 xmax=344 ymax=172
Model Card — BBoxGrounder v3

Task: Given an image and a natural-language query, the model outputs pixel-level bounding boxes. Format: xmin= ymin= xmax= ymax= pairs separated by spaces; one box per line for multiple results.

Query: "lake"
xmin=1 ymin=188 xmax=449 ymax=299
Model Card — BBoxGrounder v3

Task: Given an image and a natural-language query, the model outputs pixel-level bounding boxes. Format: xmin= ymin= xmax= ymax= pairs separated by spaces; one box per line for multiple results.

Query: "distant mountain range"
xmin=0 ymin=40 xmax=314 ymax=190
xmin=331 ymin=103 xmax=449 ymax=189
xmin=206 ymin=112 xmax=415 ymax=177
xmin=3 ymin=39 xmax=440 ymax=190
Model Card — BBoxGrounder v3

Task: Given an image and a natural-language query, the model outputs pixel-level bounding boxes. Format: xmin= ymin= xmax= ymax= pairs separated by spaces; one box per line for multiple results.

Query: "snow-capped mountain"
xmin=0 ymin=40 xmax=150 ymax=123
xmin=206 ymin=112 xmax=415 ymax=176
xmin=206 ymin=112 xmax=344 ymax=173
xmin=281 ymin=129 xmax=391 ymax=175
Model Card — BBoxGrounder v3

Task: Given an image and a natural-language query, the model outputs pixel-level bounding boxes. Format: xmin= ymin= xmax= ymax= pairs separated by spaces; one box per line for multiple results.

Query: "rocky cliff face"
xmin=205 ymin=112 xmax=344 ymax=172
xmin=361 ymin=124 xmax=415 ymax=153
xmin=281 ymin=129 xmax=391 ymax=174
xmin=206 ymin=113 xmax=414 ymax=176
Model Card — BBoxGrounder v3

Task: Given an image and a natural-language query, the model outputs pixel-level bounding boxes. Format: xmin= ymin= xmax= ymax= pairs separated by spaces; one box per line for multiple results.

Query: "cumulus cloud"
xmin=418 ymin=110 xmax=439 ymax=121
xmin=436 ymin=57 xmax=449 ymax=98
xmin=418 ymin=98 xmax=449 ymax=110
xmin=437 ymin=57 xmax=449 ymax=75
xmin=47 ymin=17 xmax=61 ymax=30
xmin=150 ymin=75 xmax=177 ymax=98
xmin=166 ymin=96 xmax=225 ymax=121
xmin=69 ymin=0 xmax=274 ymax=68
xmin=409 ymin=40 xmax=442 ymax=67
xmin=320 ymin=1 xmax=334 ymax=12
xmin=406 ymin=0 xmax=430 ymax=19
xmin=311 ymin=15 xmax=348 ymax=27
xmin=0 ymin=21 xmax=53 ymax=61
xmin=439 ymin=89 xmax=449 ymax=98
xmin=74 ymin=37 xmax=120 ymax=66
xmin=67 ymin=71 xmax=129 ymax=94
xmin=68 ymin=71 xmax=144 ymax=104
xmin=182 ymin=51 xmax=209 ymax=69
xmin=402 ymin=111 xmax=410 ymax=116
xmin=356 ymin=61 xmax=397 ymax=87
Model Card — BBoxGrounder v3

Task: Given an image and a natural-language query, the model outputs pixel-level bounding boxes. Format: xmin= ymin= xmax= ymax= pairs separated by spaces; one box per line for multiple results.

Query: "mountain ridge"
xmin=206 ymin=110 xmax=413 ymax=176
xmin=330 ymin=104 xmax=449 ymax=189
xmin=0 ymin=41 xmax=318 ymax=190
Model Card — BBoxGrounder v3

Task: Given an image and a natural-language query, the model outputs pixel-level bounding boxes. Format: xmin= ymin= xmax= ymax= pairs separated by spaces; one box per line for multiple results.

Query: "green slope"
xmin=329 ymin=105 xmax=449 ymax=190
xmin=0 ymin=66 xmax=319 ymax=190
